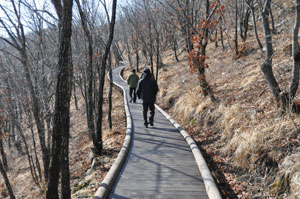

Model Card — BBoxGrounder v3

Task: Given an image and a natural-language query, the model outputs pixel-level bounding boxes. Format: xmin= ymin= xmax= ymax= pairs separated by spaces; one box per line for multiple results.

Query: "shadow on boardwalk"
xmin=108 ymin=65 xmax=210 ymax=199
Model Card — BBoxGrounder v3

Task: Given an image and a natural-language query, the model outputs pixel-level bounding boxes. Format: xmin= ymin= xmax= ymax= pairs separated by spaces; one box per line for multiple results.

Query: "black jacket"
xmin=136 ymin=73 xmax=158 ymax=104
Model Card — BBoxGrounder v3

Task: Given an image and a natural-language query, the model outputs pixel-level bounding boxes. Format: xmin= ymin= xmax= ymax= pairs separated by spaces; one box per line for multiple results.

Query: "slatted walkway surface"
xmin=109 ymin=66 xmax=209 ymax=199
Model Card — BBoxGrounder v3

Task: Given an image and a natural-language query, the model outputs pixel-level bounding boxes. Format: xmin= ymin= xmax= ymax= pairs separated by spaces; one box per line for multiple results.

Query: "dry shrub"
xmin=158 ymin=83 xmax=181 ymax=110
xmin=0 ymin=182 xmax=8 ymax=198
xmin=102 ymin=129 xmax=112 ymax=140
xmin=221 ymin=103 xmax=247 ymax=138
xmin=233 ymin=42 xmax=256 ymax=59
xmin=219 ymin=102 xmax=300 ymax=174
xmin=270 ymin=153 xmax=300 ymax=198
xmin=220 ymin=104 xmax=260 ymax=167
xmin=239 ymin=66 xmax=261 ymax=88
xmin=172 ymin=87 xmax=212 ymax=123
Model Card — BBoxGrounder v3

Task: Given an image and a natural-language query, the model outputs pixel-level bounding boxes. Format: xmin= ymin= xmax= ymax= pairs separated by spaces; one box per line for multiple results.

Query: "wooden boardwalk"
xmin=109 ymin=66 xmax=209 ymax=199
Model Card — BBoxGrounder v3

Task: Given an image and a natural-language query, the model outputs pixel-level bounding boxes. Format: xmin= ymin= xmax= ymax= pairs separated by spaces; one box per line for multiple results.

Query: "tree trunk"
xmin=215 ymin=29 xmax=218 ymax=48
xmin=73 ymin=82 xmax=79 ymax=110
xmin=20 ymin=50 xmax=49 ymax=181
xmin=112 ymin=42 xmax=123 ymax=63
xmin=247 ymin=0 xmax=263 ymax=50
xmin=184 ymin=0 xmax=193 ymax=52
xmin=136 ymin=49 xmax=139 ymax=71
xmin=46 ymin=116 xmax=52 ymax=155
xmin=148 ymin=22 xmax=154 ymax=74
xmin=75 ymin=0 xmax=96 ymax=141
xmin=95 ymin=0 xmax=117 ymax=155
xmin=46 ymin=0 xmax=73 ymax=198
xmin=28 ymin=113 xmax=42 ymax=181
xmin=260 ymin=0 xmax=282 ymax=107
xmin=15 ymin=118 xmax=40 ymax=184
xmin=125 ymin=38 xmax=133 ymax=68
xmin=5 ymin=85 xmax=40 ymax=183
xmin=220 ymin=19 xmax=225 ymax=51
xmin=235 ymin=0 xmax=239 ymax=55
xmin=172 ymin=30 xmax=179 ymax=62
xmin=108 ymin=52 xmax=113 ymax=130
xmin=8 ymin=122 xmax=11 ymax=148
xmin=240 ymin=6 xmax=250 ymax=42
xmin=135 ymin=40 xmax=139 ymax=71
xmin=60 ymin=47 xmax=73 ymax=199
xmin=121 ymin=20 xmax=132 ymax=68
xmin=198 ymin=46 xmax=216 ymax=102
xmin=0 ymin=137 xmax=8 ymax=170
xmin=289 ymin=0 xmax=300 ymax=100
xmin=269 ymin=3 xmax=277 ymax=34
xmin=0 ymin=161 xmax=15 ymax=199
xmin=156 ymin=35 xmax=160 ymax=81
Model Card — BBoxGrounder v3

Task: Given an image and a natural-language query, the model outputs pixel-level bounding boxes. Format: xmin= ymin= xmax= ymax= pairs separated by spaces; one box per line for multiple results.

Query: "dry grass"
xmin=138 ymin=3 xmax=300 ymax=198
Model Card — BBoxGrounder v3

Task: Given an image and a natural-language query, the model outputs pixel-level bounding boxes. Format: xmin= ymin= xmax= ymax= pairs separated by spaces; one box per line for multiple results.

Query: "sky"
xmin=0 ymin=0 xmax=127 ymax=37
xmin=0 ymin=0 xmax=54 ymax=37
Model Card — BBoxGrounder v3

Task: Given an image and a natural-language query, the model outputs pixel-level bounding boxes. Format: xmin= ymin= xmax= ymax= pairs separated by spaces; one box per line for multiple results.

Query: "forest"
xmin=0 ymin=0 xmax=300 ymax=198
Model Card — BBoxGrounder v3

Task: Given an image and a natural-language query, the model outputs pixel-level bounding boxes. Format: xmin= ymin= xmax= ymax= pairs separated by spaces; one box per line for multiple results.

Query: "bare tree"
xmin=108 ymin=52 xmax=113 ymax=129
xmin=235 ymin=0 xmax=239 ymax=55
xmin=100 ymin=0 xmax=115 ymax=130
xmin=289 ymin=0 xmax=300 ymax=100
xmin=46 ymin=0 xmax=73 ymax=198
xmin=0 ymin=0 xmax=50 ymax=182
xmin=0 ymin=114 xmax=8 ymax=171
xmin=239 ymin=0 xmax=251 ymax=42
xmin=258 ymin=0 xmax=300 ymax=111
xmin=94 ymin=0 xmax=117 ymax=155
xmin=119 ymin=15 xmax=134 ymax=68
xmin=245 ymin=0 xmax=263 ymax=50
xmin=259 ymin=0 xmax=283 ymax=108
xmin=0 ymin=159 xmax=15 ymax=199
xmin=75 ymin=0 xmax=96 ymax=140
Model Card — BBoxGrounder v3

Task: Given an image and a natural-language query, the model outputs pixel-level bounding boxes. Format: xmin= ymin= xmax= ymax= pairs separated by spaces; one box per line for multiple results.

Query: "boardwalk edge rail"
xmin=155 ymin=105 xmax=222 ymax=199
xmin=94 ymin=64 xmax=132 ymax=199
xmin=94 ymin=63 xmax=222 ymax=199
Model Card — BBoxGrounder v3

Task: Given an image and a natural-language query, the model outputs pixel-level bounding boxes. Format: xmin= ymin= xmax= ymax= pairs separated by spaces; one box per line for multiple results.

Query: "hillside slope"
xmin=0 ymin=78 xmax=125 ymax=198
xmin=123 ymin=2 xmax=300 ymax=198
xmin=156 ymin=10 xmax=299 ymax=199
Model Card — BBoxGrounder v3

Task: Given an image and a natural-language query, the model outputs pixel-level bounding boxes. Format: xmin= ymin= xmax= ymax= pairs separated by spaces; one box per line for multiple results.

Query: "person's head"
xmin=132 ymin=69 xmax=136 ymax=73
xmin=144 ymin=67 xmax=150 ymax=75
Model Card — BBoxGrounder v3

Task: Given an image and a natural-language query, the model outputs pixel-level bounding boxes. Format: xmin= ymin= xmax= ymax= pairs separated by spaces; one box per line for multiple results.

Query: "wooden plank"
xmin=109 ymin=67 xmax=209 ymax=199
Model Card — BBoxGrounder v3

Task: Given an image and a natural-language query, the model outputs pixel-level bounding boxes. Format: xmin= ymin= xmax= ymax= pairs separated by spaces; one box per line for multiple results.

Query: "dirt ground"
xmin=0 ymin=77 xmax=126 ymax=199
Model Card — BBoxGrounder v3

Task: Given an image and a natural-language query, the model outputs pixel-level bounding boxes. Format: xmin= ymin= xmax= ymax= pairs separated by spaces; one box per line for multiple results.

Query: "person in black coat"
xmin=136 ymin=67 xmax=159 ymax=128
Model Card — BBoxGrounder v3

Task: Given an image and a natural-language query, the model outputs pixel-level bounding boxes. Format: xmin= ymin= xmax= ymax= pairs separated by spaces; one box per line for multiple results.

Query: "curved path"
xmin=97 ymin=64 xmax=220 ymax=199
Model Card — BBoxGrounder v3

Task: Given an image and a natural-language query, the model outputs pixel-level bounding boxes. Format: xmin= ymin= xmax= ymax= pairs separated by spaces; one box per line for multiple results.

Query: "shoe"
xmin=149 ymin=121 xmax=154 ymax=126
xmin=144 ymin=122 xmax=148 ymax=128
xmin=130 ymin=99 xmax=132 ymax=102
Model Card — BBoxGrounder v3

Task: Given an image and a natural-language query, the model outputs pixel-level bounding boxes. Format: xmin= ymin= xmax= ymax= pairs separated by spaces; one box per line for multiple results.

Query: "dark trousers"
xmin=143 ymin=103 xmax=155 ymax=124
xmin=129 ymin=87 xmax=136 ymax=102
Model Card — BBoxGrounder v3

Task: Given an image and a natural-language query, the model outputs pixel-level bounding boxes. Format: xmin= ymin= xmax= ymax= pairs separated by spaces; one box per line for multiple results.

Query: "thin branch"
xmin=0 ymin=36 xmax=21 ymax=51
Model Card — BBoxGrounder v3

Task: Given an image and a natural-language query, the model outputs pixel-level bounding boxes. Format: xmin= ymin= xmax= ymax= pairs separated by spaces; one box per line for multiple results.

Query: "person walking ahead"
xmin=127 ymin=69 xmax=139 ymax=103
xmin=137 ymin=67 xmax=158 ymax=128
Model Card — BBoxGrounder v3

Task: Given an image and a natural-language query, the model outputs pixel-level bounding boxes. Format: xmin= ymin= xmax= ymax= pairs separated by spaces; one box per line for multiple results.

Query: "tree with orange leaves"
xmin=186 ymin=0 xmax=225 ymax=102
